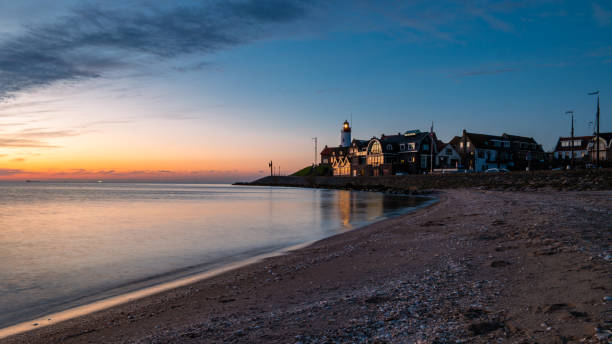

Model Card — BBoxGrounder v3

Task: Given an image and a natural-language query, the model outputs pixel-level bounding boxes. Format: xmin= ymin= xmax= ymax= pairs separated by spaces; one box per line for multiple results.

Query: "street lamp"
xmin=565 ymin=111 xmax=574 ymax=168
xmin=588 ymin=91 xmax=600 ymax=167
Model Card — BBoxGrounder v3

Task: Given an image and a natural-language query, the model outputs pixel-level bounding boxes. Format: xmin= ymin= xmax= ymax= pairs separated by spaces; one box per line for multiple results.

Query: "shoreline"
xmin=2 ymin=189 xmax=610 ymax=343
xmin=0 ymin=192 xmax=437 ymax=340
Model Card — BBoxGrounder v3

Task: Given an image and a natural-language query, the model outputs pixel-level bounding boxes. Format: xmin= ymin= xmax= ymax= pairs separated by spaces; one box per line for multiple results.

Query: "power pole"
xmin=269 ymin=160 xmax=273 ymax=176
xmin=312 ymin=137 xmax=317 ymax=166
xmin=589 ymin=91 xmax=600 ymax=167
xmin=565 ymin=111 xmax=574 ymax=168
xmin=430 ymin=121 xmax=434 ymax=173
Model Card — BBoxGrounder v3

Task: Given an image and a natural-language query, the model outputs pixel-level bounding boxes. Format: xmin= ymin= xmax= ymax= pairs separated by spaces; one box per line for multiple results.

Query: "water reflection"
xmin=0 ymin=183 xmax=430 ymax=328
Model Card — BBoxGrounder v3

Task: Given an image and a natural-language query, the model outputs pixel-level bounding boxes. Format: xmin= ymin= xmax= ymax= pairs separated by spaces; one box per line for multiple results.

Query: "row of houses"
xmin=320 ymin=121 xmax=611 ymax=176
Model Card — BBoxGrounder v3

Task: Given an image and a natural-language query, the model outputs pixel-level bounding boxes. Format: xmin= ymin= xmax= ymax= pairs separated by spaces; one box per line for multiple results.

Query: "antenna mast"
xmin=312 ymin=137 xmax=318 ymax=165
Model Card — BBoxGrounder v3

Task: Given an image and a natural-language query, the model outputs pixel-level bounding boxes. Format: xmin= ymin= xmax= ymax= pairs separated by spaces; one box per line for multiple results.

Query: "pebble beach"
xmin=2 ymin=188 xmax=611 ymax=343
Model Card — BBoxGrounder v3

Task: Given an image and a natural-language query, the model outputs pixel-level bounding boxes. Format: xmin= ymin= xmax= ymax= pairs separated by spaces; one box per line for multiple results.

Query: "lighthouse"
xmin=340 ymin=120 xmax=351 ymax=147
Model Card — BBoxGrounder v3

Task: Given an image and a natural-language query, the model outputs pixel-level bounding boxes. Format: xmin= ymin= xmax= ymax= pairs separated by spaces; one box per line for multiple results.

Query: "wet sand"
xmin=2 ymin=189 xmax=611 ymax=343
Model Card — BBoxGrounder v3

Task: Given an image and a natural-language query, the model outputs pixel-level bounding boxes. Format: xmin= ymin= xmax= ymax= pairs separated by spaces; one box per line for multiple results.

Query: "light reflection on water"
xmin=0 ymin=182 xmax=430 ymax=328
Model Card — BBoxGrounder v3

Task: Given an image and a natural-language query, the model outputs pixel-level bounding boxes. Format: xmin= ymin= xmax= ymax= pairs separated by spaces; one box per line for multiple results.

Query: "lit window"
xmin=369 ymin=141 xmax=382 ymax=154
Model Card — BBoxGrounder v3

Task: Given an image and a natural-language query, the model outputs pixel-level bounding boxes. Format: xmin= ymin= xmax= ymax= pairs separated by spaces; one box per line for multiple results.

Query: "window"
xmin=369 ymin=141 xmax=382 ymax=154
xmin=367 ymin=155 xmax=383 ymax=166
xmin=445 ymin=148 xmax=452 ymax=155
xmin=477 ymin=150 xmax=484 ymax=159
xmin=408 ymin=143 xmax=416 ymax=150
xmin=387 ymin=144 xmax=393 ymax=151
xmin=504 ymin=141 xmax=510 ymax=148
xmin=422 ymin=144 xmax=429 ymax=151
xmin=400 ymin=143 xmax=405 ymax=151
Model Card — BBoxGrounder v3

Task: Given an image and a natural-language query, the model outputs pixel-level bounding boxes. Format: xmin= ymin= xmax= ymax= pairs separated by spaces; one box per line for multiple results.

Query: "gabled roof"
xmin=377 ymin=132 xmax=433 ymax=153
xmin=320 ymin=146 xmax=349 ymax=156
xmin=351 ymin=139 xmax=369 ymax=149
xmin=449 ymin=136 xmax=462 ymax=148
xmin=593 ymin=132 xmax=612 ymax=145
xmin=502 ymin=133 xmax=538 ymax=144
xmin=554 ymin=136 xmax=593 ymax=151
xmin=464 ymin=132 xmax=503 ymax=149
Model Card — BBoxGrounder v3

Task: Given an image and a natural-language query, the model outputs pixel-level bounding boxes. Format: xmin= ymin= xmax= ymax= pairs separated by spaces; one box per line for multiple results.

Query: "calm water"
xmin=0 ymin=182 xmax=430 ymax=328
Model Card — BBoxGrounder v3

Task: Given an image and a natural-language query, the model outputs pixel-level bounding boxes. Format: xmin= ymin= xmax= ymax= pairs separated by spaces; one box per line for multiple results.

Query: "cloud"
xmin=593 ymin=2 xmax=611 ymax=27
xmin=0 ymin=128 xmax=80 ymax=148
xmin=0 ymin=0 xmax=313 ymax=100
xmin=0 ymin=169 xmax=25 ymax=176
xmin=10 ymin=157 xmax=25 ymax=162
xmin=0 ymin=137 xmax=58 ymax=148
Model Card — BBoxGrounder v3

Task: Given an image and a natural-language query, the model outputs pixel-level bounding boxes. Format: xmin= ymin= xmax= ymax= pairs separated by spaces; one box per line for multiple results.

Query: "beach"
xmin=2 ymin=188 xmax=611 ymax=343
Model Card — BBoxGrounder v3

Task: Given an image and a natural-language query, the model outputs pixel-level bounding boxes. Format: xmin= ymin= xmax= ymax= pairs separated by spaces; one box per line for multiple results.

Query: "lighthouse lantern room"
xmin=341 ymin=120 xmax=351 ymax=147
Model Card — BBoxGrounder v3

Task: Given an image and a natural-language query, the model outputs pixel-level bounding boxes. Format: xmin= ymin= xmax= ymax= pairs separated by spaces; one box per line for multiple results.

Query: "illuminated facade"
xmin=321 ymin=121 xmax=438 ymax=176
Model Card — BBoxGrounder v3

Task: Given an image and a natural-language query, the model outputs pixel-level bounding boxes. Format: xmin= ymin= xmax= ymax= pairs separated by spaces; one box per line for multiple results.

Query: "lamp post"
xmin=312 ymin=137 xmax=318 ymax=166
xmin=565 ymin=111 xmax=574 ymax=168
xmin=588 ymin=91 xmax=600 ymax=167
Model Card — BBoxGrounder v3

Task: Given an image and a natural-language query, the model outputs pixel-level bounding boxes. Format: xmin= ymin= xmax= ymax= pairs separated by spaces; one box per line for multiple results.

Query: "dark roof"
xmin=554 ymin=136 xmax=593 ymax=151
xmin=351 ymin=139 xmax=369 ymax=148
xmin=465 ymin=132 xmax=503 ymax=149
xmin=377 ymin=132 xmax=432 ymax=153
xmin=595 ymin=132 xmax=612 ymax=144
xmin=436 ymin=139 xmax=446 ymax=152
xmin=501 ymin=133 xmax=538 ymax=144
xmin=320 ymin=146 xmax=349 ymax=156
xmin=448 ymin=136 xmax=462 ymax=148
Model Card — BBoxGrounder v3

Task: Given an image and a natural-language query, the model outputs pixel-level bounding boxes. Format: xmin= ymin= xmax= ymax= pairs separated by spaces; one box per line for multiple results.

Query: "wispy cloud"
xmin=593 ymin=2 xmax=611 ymax=27
xmin=0 ymin=169 xmax=25 ymax=176
xmin=0 ymin=137 xmax=58 ymax=148
xmin=0 ymin=128 xmax=80 ymax=148
xmin=0 ymin=0 xmax=313 ymax=100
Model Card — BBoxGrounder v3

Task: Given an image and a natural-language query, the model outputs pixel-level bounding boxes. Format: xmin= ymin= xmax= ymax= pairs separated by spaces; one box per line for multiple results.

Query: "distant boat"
xmin=97 ymin=180 xmax=103 ymax=183
xmin=25 ymin=180 xmax=40 ymax=183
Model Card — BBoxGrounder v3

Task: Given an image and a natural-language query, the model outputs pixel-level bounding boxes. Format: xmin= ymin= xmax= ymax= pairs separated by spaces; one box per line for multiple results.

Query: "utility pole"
xmin=312 ymin=137 xmax=318 ymax=166
xmin=565 ymin=111 xmax=574 ymax=168
xmin=269 ymin=160 xmax=273 ymax=176
xmin=430 ymin=121 xmax=434 ymax=173
xmin=588 ymin=91 xmax=600 ymax=167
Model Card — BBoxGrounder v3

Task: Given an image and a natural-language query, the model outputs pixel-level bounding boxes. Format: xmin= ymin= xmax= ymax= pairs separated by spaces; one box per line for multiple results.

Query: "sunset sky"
xmin=1 ymin=0 xmax=611 ymax=182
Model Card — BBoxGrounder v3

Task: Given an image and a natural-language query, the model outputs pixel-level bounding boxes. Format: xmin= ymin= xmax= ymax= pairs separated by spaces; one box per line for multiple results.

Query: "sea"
xmin=0 ymin=182 xmax=431 ymax=329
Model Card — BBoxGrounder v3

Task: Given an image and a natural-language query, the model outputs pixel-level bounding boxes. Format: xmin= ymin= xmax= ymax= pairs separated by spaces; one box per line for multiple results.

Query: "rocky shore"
xmin=2 ymin=189 xmax=611 ymax=343
xmin=239 ymin=168 xmax=612 ymax=193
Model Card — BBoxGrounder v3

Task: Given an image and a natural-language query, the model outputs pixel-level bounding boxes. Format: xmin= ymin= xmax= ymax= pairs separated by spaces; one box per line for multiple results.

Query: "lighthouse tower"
xmin=340 ymin=120 xmax=351 ymax=147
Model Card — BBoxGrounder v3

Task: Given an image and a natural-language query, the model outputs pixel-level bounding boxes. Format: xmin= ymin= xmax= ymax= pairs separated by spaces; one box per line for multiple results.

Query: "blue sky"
xmin=0 ymin=0 xmax=610 ymax=181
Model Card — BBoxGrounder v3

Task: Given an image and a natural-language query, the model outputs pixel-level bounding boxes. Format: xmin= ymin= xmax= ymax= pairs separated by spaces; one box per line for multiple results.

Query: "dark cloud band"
xmin=0 ymin=0 xmax=312 ymax=100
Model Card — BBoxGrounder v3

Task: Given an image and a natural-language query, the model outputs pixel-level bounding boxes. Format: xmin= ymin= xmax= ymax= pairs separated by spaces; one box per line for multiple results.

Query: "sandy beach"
xmin=2 ymin=188 xmax=611 ymax=343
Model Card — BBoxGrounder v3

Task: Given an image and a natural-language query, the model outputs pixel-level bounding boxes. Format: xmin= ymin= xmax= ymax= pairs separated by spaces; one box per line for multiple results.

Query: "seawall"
xmin=237 ymin=169 xmax=612 ymax=192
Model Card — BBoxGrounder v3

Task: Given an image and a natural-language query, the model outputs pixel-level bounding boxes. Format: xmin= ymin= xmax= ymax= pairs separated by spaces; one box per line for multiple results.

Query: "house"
xmin=501 ymin=133 xmax=545 ymax=170
xmin=351 ymin=130 xmax=437 ymax=176
xmin=320 ymin=121 xmax=364 ymax=177
xmin=454 ymin=130 xmax=510 ymax=172
xmin=436 ymin=141 xmax=461 ymax=169
xmin=553 ymin=136 xmax=593 ymax=161
xmin=586 ymin=132 xmax=612 ymax=163
xmin=320 ymin=145 xmax=351 ymax=176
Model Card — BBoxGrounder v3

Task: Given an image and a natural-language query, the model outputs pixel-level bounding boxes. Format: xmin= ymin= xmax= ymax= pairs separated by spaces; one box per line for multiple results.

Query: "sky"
xmin=0 ymin=0 xmax=611 ymax=182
